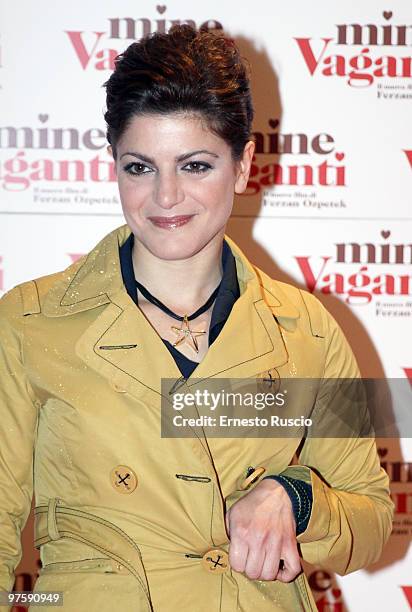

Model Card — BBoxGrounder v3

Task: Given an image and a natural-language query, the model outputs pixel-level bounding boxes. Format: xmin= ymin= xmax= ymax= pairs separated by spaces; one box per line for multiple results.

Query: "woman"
xmin=0 ymin=25 xmax=393 ymax=612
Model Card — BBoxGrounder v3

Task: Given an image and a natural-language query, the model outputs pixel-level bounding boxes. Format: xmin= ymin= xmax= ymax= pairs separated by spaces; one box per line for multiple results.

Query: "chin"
xmin=145 ymin=235 xmax=209 ymax=261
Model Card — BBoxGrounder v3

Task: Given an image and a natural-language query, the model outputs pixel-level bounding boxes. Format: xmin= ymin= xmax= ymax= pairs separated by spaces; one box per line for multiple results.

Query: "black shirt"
xmin=118 ymin=232 xmax=240 ymax=377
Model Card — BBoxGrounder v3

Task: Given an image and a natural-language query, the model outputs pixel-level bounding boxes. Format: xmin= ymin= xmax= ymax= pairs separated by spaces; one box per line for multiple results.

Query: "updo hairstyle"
xmin=103 ymin=24 xmax=254 ymax=161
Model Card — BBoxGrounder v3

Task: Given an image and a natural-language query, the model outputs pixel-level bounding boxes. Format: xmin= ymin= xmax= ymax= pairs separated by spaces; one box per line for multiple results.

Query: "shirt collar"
xmin=118 ymin=231 xmax=240 ymax=345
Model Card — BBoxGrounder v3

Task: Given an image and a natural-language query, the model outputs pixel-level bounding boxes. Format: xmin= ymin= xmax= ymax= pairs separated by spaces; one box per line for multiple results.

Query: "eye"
xmin=183 ymin=161 xmax=212 ymax=174
xmin=123 ymin=162 xmax=152 ymax=176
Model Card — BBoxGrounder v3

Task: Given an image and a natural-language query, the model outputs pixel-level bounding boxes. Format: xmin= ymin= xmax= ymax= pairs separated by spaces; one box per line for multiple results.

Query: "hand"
xmin=225 ymin=478 xmax=301 ymax=582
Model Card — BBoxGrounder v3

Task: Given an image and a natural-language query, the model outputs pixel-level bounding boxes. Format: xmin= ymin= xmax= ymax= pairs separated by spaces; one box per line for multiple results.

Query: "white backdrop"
xmin=1 ymin=1 xmax=411 ymax=610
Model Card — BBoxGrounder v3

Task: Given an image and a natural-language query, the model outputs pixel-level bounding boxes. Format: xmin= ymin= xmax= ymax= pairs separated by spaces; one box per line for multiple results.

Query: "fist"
xmin=225 ymin=478 xmax=301 ymax=582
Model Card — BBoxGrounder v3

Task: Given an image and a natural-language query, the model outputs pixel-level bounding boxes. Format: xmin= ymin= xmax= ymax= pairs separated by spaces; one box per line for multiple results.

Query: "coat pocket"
xmin=33 ymin=559 xmax=151 ymax=612
xmin=34 ymin=500 xmax=154 ymax=611
xmin=39 ymin=557 xmax=127 ymax=575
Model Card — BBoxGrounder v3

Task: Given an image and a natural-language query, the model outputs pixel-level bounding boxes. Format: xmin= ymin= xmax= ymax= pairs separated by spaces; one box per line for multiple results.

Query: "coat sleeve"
xmin=0 ymin=286 xmax=40 ymax=596
xmin=225 ymin=293 xmax=394 ymax=576
xmin=278 ymin=294 xmax=394 ymax=575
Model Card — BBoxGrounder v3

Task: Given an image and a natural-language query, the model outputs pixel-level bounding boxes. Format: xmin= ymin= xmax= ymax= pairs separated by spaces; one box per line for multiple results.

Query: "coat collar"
xmin=42 ymin=224 xmax=300 ymax=322
xmin=41 ymin=224 xmax=300 ymax=402
xmin=42 ymin=225 xmax=127 ymax=317
xmin=223 ymin=234 xmax=300 ymax=322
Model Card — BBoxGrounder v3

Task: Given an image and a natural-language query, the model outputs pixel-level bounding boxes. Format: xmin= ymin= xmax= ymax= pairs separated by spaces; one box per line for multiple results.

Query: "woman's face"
xmin=109 ymin=113 xmax=254 ymax=261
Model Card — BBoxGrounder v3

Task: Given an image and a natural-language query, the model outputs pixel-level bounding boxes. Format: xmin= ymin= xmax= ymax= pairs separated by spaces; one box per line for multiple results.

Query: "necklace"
xmin=135 ymin=279 xmax=220 ymax=353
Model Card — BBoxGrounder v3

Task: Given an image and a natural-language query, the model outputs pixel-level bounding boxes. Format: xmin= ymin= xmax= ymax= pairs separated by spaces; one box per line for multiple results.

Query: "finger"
xmin=228 ymin=536 xmax=249 ymax=574
xmin=275 ymin=546 xmax=302 ymax=582
xmin=244 ymin=544 xmax=266 ymax=581
xmin=259 ymin=544 xmax=282 ymax=581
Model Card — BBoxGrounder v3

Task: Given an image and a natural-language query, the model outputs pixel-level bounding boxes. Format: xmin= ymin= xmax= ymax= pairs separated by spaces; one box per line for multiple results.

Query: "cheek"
xmin=192 ymin=173 xmax=235 ymax=210
xmin=118 ymin=179 xmax=149 ymax=211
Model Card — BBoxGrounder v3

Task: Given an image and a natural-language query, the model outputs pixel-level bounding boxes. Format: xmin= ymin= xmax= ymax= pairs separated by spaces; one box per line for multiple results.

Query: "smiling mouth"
xmin=148 ymin=215 xmax=195 ymax=229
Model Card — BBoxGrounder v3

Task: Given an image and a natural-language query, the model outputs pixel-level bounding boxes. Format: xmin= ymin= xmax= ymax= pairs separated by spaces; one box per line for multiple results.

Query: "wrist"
xmin=256 ymin=477 xmax=294 ymax=511
xmin=262 ymin=474 xmax=313 ymax=535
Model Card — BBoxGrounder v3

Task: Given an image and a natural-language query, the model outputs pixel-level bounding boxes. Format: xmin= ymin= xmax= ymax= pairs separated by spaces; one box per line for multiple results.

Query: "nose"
xmin=153 ymin=170 xmax=184 ymax=210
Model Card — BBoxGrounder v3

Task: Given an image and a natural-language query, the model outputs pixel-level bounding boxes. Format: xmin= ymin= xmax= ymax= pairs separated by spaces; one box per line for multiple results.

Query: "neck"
xmin=131 ymin=234 xmax=224 ymax=315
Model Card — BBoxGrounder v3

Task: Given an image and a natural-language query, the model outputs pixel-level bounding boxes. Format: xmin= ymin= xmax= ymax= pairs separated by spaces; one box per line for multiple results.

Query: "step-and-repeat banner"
xmin=1 ymin=1 xmax=411 ymax=610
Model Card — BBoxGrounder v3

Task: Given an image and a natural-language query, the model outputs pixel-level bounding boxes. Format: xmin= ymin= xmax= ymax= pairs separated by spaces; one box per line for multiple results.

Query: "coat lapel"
xmin=75 ymin=289 xmax=182 ymax=404
xmin=189 ymin=235 xmax=300 ymax=383
xmin=41 ymin=224 xmax=178 ymax=403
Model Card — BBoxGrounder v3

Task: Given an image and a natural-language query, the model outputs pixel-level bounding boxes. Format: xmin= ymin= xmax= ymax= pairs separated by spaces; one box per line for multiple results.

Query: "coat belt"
xmin=34 ymin=498 xmax=153 ymax=611
xmin=34 ymin=498 xmax=316 ymax=612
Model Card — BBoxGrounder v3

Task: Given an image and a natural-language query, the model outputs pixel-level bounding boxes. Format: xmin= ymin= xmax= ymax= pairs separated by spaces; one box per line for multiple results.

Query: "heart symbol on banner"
xmin=335 ymin=152 xmax=344 ymax=161
xmin=156 ymin=5 xmax=166 ymax=13
xmin=38 ymin=114 xmax=49 ymax=123
xmin=377 ymin=447 xmax=388 ymax=458
xmin=383 ymin=11 xmax=393 ymax=20
xmin=381 ymin=230 xmax=391 ymax=239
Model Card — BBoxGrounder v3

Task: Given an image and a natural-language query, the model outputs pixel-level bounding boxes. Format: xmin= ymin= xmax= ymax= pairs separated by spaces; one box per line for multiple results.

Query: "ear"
xmin=234 ymin=140 xmax=255 ymax=194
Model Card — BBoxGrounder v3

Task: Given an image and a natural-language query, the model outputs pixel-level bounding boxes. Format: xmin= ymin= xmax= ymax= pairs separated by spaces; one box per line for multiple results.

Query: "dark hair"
xmin=103 ymin=24 xmax=254 ymax=161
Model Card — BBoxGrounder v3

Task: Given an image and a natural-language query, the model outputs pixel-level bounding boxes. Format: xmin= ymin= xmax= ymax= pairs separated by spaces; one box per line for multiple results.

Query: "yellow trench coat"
xmin=0 ymin=224 xmax=393 ymax=612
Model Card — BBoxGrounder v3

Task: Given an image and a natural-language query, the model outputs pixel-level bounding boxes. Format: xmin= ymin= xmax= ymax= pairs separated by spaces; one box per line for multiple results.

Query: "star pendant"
xmin=171 ymin=315 xmax=206 ymax=354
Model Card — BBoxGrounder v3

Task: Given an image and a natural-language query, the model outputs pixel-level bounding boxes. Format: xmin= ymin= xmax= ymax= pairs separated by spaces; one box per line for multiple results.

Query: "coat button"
xmin=110 ymin=465 xmax=138 ymax=493
xmin=201 ymin=548 xmax=229 ymax=574
xmin=240 ymin=466 xmax=266 ymax=490
xmin=256 ymin=369 xmax=280 ymax=392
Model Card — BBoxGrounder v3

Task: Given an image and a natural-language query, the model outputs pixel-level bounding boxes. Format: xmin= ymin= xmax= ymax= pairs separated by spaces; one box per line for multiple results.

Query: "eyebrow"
xmin=119 ymin=149 xmax=220 ymax=164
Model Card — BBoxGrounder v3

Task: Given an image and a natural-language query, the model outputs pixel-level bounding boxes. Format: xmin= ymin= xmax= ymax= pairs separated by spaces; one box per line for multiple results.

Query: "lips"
xmin=148 ymin=215 xmax=194 ymax=229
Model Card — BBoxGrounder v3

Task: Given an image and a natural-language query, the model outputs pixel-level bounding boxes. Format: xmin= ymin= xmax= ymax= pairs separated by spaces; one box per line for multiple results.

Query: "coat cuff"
xmin=275 ymin=465 xmax=332 ymax=544
xmin=262 ymin=474 xmax=313 ymax=535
